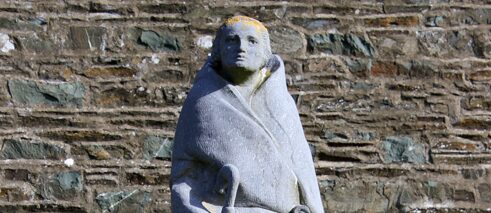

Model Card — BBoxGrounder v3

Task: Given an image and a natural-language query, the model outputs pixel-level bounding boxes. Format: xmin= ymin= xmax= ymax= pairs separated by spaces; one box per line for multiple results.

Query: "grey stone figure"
xmin=171 ymin=16 xmax=324 ymax=213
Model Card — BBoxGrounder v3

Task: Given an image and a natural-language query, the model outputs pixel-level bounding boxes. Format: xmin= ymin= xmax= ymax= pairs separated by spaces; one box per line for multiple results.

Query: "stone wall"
xmin=0 ymin=0 xmax=490 ymax=212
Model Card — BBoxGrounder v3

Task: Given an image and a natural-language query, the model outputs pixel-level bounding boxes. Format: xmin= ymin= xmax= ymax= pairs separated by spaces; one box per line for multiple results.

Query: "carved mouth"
xmin=236 ymin=54 xmax=246 ymax=60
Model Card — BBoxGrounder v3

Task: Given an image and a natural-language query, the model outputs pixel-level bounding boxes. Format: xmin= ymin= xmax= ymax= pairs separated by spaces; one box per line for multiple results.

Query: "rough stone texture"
xmin=41 ymin=171 xmax=83 ymax=200
xmin=0 ymin=1 xmax=489 ymax=212
xmin=138 ymin=30 xmax=181 ymax=52
xmin=0 ymin=138 xmax=66 ymax=160
xmin=142 ymin=136 xmax=172 ymax=160
xmin=380 ymin=136 xmax=427 ymax=163
xmin=308 ymin=33 xmax=376 ymax=57
xmin=8 ymin=79 xmax=85 ymax=108
xmin=96 ymin=190 xmax=151 ymax=213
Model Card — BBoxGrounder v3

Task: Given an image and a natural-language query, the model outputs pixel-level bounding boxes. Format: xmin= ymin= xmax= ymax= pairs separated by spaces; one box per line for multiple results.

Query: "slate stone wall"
xmin=0 ymin=0 xmax=490 ymax=212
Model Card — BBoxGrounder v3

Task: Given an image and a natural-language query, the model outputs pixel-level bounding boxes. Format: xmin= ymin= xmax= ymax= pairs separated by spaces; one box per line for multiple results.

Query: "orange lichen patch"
xmin=84 ymin=67 xmax=137 ymax=79
xmin=370 ymin=61 xmax=399 ymax=77
xmin=224 ymin=15 xmax=267 ymax=32
xmin=364 ymin=16 xmax=420 ymax=27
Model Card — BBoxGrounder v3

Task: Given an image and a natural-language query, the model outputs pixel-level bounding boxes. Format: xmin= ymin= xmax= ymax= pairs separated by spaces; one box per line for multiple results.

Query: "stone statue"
xmin=171 ymin=16 xmax=324 ymax=213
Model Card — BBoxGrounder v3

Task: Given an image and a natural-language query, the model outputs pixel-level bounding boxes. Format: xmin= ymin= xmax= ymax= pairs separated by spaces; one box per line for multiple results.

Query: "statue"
xmin=171 ymin=16 xmax=324 ymax=213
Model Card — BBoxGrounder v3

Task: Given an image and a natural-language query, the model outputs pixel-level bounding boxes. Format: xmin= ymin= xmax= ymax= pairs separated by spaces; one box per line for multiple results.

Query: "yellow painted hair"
xmin=223 ymin=16 xmax=267 ymax=32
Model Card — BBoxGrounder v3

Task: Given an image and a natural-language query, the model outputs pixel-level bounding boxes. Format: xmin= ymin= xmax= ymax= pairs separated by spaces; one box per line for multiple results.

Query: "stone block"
xmin=38 ymin=130 xmax=122 ymax=142
xmin=16 ymin=34 xmax=57 ymax=54
xmin=321 ymin=180 xmax=388 ymax=212
xmin=0 ymin=183 xmax=35 ymax=202
xmin=342 ymin=57 xmax=372 ymax=77
xmin=96 ymin=190 xmax=150 ymax=213
xmin=291 ymin=17 xmax=340 ymax=30
xmin=126 ymin=171 xmax=168 ymax=185
xmin=450 ymin=8 xmax=491 ymax=26
xmin=478 ymin=183 xmax=491 ymax=202
xmin=433 ymin=140 xmax=484 ymax=152
xmin=84 ymin=66 xmax=138 ymax=79
xmin=423 ymin=181 xmax=451 ymax=202
xmin=0 ymin=138 xmax=66 ymax=160
xmin=368 ymin=31 xmax=418 ymax=58
xmin=362 ymin=15 xmax=421 ymax=27
xmin=0 ymin=32 xmax=15 ymax=53
xmin=416 ymin=30 xmax=478 ymax=58
xmin=4 ymin=169 xmax=31 ymax=181
xmin=460 ymin=168 xmax=486 ymax=180
xmin=0 ymin=17 xmax=45 ymax=31
xmin=269 ymin=27 xmax=303 ymax=54
xmin=0 ymin=204 xmax=87 ymax=212
xmin=452 ymin=189 xmax=475 ymax=202
xmin=454 ymin=118 xmax=491 ymax=130
xmin=307 ymin=33 xmax=376 ymax=57
xmin=71 ymin=144 xmax=134 ymax=160
xmin=370 ymin=61 xmax=400 ymax=77
xmin=41 ymin=171 xmax=83 ymax=200
xmin=138 ymin=30 xmax=181 ymax=52
xmin=8 ymin=79 xmax=85 ymax=108
xmin=425 ymin=16 xmax=446 ymax=27
xmin=69 ymin=26 xmax=106 ymax=51
xmin=142 ymin=136 xmax=172 ymax=160
xmin=469 ymin=70 xmax=491 ymax=82
xmin=379 ymin=136 xmax=426 ymax=164
xmin=462 ymin=95 xmax=491 ymax=111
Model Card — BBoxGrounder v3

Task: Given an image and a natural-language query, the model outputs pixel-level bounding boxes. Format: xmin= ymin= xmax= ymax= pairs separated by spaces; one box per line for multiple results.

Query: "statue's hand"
xmin=290 ymin=205 xmax=310 ymax=213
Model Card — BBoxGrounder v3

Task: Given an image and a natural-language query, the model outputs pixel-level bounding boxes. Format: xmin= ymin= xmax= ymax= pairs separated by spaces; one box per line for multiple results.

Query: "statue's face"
xmin=219 ymin=22 xmax=269 ymax=74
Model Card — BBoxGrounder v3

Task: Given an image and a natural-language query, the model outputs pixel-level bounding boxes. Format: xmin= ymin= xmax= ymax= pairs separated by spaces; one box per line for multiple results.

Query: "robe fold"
xmin=171 ymin=55 xmax=324 ymax=213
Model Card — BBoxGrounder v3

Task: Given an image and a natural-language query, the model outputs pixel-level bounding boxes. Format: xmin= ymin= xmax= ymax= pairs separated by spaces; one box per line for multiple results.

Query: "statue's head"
xmin=210 ymin=16 xmax=273 ymax=84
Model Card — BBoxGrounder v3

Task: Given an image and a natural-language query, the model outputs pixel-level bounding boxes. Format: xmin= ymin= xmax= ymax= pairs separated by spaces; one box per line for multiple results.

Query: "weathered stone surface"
xmin=139 ymin=30 xmax=181 ymax=52
xmin=0 ymin=17 xmax=44 ymax=30
xmin=16 ymin=34 xmax=57 ymax=54
xmin=321 ymin=180 xmax=388 ymax=212
xmin=308 ymin=33 xmax=376 ymax=57
xmin=369 ymin=31 xmax=418 ymax=58
xmin=469 ymin=70 xmax=491 ymax=82
xmin=379 ymin=136 xmax=426 ymax=164
xmin=291 ymin=17 xmax=340 ymax=30
xmin=452 ymin=189 xmax=475 ymax=202
xmin=0 ymin=32 xmax=15 ymax=53
xmin=363 ymin=15 xmax=421 ymax=27
xmin=84 ymin=67 xmax=138 ymax=79
xmin=454 ymin=118 xmax=491 ymax=130
xmin=0 ymin=139 xmax=65 ymax=160
xmin=424 ymin=181 xmax=451 ymax=203
xmin=478 ymin=183 xmax=491 ymax=202
xmin=126 ymin=171 xmax=168 ymax=185
xmin=96 ymin=190 xmax=150 ymax=213
xmin=4 ymin=169 xmax=31 ymax=181
xmin=8 ymin=79 xmax=85 ymax=107
xmin=0 ymin=204 xmax=87 ymax=213
xmin=142 ymin=136 xmax=172 ymax=160
xmin=416 ymin=30 xmax=479 ymax=58
xmin=41 ymin=171 xmax=83 ymax=200
xmin=451 ymin=8 xmax=491 ymax=26
xmin=38 ymin=130 xmax=123 ymax=142
xmin=0 ymin=183 xmax=35 ymax=202
xmin=269 ymin=27 xmax=303 ymax=53
xmin=425 ymin=16 xmax=446 ymax=27
xmin=343 ymin=57 xmax=372 ymax=77
xmin=71 ymin=144 xmax=134 ymax=160
xmin=69 ymin=27 xmax=106 ymax=51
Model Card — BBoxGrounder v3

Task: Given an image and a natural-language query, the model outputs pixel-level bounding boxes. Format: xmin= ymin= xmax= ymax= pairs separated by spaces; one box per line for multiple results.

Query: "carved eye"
xmin=225 ymin=35 xmax=238 ymax=43
xmin=248 ymin=37 xmax=258 ymax=44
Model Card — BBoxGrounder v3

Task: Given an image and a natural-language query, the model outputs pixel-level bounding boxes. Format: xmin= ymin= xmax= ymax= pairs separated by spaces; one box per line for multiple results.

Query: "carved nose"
xmin=238 ymin=39 xmax=247 ymax=52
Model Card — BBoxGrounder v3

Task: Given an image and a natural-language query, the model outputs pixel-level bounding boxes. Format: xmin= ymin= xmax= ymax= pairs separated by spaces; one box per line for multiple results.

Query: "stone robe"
xmin=171 ymin=55 xmax=324 ymax=213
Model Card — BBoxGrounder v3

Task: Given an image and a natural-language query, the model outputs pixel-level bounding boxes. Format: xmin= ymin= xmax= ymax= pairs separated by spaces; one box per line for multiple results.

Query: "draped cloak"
xmin=171 ymin=55 xmax=324 ymax=213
